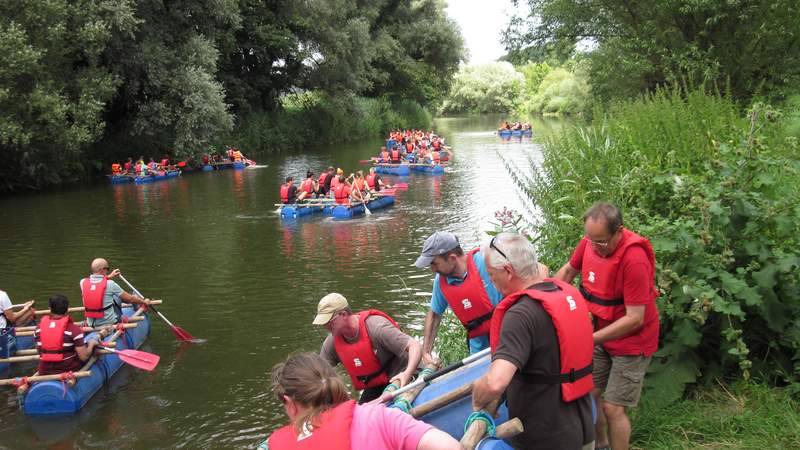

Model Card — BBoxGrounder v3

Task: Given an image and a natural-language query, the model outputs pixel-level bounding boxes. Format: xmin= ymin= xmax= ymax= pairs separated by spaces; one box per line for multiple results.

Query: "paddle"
xmin=353 ymin=180 xmax=371 ymax=215
xmin=100 ymin=347 xmax=160 ymax=371
xmin=385 ymin=348 xmax=490 ymax=401
xmin=392 ymin=182 xmax=409 ymax=190
xmin=118 ymin=275 xmax=195 ymax=342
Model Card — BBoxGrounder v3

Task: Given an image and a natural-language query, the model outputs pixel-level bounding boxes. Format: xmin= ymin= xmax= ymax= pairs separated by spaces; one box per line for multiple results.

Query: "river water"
xmin=0 ymin=115 xmax=563 ymax=449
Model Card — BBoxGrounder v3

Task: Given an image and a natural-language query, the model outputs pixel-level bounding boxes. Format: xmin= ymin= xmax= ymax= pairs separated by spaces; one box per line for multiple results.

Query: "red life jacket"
xmin=330 ymin=177 xmax=340 ymax=191
xmin=123 ymin=162 xmax=132 ymax=171
xmin=405 ymin=142 xmax=414 ymax=153
xmin=148 ymin=162 xmax=157 ymax=171
xmin=160 ymin=158 xmax=169 ymax=167
xmin=433 ymin=140 xmax=442 ymax=150
xmin=81 ymin=277 xmax=109 ymax=319
xmin=432 ymin=151 xmax=440 ymax=162
xmin=318 ymin=173 xmax=330 ymax=187
xmin=391 ymin=149 xmax=400 ymax=162
xmin=353 ymin=178 xmax=366 ymax=192
xmin=301 ymin=178 xmax=314 ymax=194
xmin=489 ymin=279 xmax=594 ymax=402
xmin=38 ymin=315 xmax=73 ymax=362
xmin=333 ymin=184 xmax=350 ymax=205
xmin=366 ymin=174 xmax=377 ymax=189
xmin=381 ymin=150 xmax=390 ymax=161
xmin=280 ymin=183 xmax=293 ymax=203
xmin=579 ymin=229 xmax=657 ymax=321
xmin=268 ymin=400 xmax=355 ymax=450
xmin=438 ymin=249 xmax=495 ymax=338
xmin=334 ymin=310 xmax=400 ymax=389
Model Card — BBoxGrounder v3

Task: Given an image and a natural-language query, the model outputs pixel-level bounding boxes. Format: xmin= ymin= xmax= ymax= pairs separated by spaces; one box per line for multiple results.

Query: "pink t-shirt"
xmin=350 ymin=403 xmax=432 ymax=450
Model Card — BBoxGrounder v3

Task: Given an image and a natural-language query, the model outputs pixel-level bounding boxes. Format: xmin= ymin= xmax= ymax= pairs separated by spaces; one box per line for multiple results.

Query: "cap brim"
xmin=414 ymin=254 xmax=435 ymax=268
xmin=312 ymin=312 xmax=334 ymax=325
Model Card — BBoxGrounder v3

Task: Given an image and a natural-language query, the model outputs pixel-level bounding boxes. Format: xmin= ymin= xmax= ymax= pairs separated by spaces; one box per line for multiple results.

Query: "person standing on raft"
xmin=80 ymin=258 xmax=154 ymax=328
xmin=471 ymin=233 xmax=595 ymax=450
xmin=35 ymin=294 xmax=109 ymax=376
xmin=554 ymin=202 xmax=660 ymax=450
xmin=414 ymin=231 xmax=503 ymax=364
xmin=314 ymin=293 xmax=422 ymax=404
xmin=260 ymin=353 xmax=460 ymax=450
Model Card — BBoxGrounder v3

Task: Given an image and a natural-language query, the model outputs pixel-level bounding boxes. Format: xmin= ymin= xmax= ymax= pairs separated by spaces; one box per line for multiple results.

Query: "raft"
xmin=22 ymin=306 xmax=151 ymax=416
xmin=498 ymin=129 xmax=532 ymax=138
xmin=332 ymin=196 xmax=395 ymax=220
xmin=134 ymin=170 xmax=180 ymax=184
xmin=374 ymin=163 xmax=411 ymax=176
xmin=413 ymin=352 xmax=513 ymax=449
xmin=0 ymin=332 xmax=35 ymax=373
xmin=108 ymin=174 xmax=134 ymax=184
xmin=410 ymin=164 xmax=445 ymax=175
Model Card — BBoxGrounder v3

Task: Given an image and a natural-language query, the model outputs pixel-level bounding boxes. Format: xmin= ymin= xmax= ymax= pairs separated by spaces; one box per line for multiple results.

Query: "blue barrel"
xmin=24 ymin=308 xmax=151 ymax=416
xmin=477 ymin=438 xmax=514 ymax=449
xmin=411 ymin=165 xmax=445 ymax=175
xmin=202 ymin=165 xmax=213 ymax=172
xmin=414 ymin=354 xmax=510 ymax=441
xmin=233 ymin=162 xmax=246 ymax=170
xmin=498 ymin=130 xmax=512 ymax=137
xmin=522 ymin=129 xmax=533 ymax=137
xmin=511 ymin=130 xmax=522 ymax=137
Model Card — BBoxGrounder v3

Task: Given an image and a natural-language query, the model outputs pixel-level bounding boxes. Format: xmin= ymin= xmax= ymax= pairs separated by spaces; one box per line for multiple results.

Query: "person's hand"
xmin=108 ymin=269 xmax=121 ymax=279
xmin=422 ymin=353 xmax=439 ymax=367
xmin=22 ymin=300 xmax=35 ymax=310
xmin=390 ymin=372 xmax=412 ymax=388
xmin=367 ymin=391 xmax=394 ymax=406
xmin=143 ymin=298 xmax=154 ymax=306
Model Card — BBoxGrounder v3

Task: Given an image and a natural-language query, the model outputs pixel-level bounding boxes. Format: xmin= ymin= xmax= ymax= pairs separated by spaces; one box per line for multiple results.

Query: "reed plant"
xmin=503 ymin=87 xmax=800 ymax=405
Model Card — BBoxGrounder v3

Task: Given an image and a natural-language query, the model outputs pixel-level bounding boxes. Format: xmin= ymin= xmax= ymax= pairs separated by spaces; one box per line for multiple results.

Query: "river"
xmin=0 ymin=115 xmax=564 ymax=449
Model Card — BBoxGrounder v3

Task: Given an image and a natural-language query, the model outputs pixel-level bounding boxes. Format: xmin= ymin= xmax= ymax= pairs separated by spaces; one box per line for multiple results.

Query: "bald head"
xmin=90 ymin=258 xmax=109 ymax=274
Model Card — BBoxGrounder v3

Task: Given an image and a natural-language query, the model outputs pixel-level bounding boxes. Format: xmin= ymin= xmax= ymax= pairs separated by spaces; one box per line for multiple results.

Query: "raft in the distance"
xmin=373 ymin=163 xmax=411 ymax=176
xmin=410 ymin=164 xmax=445 ymax=175
xmin=132 ymin=170 xmax=181 ymax=184
xmin=22 ymin=306 xmax=151 ymax=416
xmin=280 ymin=195 xmax=395 ymax=220
xmin=498 ymin=129 xmax=532 ymax=138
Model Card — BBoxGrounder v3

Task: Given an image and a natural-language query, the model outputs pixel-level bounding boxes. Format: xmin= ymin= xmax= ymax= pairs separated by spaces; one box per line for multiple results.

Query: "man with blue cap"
xmin=414 ymin=231 xmax=503 ymax=364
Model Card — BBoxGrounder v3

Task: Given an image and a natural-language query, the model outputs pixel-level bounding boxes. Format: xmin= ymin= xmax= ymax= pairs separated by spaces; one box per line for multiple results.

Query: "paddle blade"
xmin=117 ymin=349 xmax=160 ymax=371
xmin=358 ymin=159 xmax=371 ymax=164
xmin=170 ymin=325 xmax=195 ymax=342
xmin=392 ymin=183 xmax=409 ymax=190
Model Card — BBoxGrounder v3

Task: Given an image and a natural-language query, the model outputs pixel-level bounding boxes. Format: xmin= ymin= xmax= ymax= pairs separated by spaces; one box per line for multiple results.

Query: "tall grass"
xmin=505 ymin=87 xmax=800 ymax=406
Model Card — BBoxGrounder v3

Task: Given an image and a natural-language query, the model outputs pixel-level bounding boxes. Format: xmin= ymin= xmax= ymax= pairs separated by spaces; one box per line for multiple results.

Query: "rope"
xmin=59 ymin=371 xmax=76 ymax=398
xmin=390 ymin=397 xmax=412 ymax=414
xmin=12 ymin=377 xmax=28 ymax=390
xmin=464 ymin=410 xmax=496 ymax=438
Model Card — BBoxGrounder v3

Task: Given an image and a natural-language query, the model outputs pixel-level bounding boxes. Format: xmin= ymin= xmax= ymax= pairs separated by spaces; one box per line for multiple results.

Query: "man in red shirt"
xmin=555 ymin=202 xmax=659 ymax=450
xmin=35 ymin=294 xmax=108 ymax=376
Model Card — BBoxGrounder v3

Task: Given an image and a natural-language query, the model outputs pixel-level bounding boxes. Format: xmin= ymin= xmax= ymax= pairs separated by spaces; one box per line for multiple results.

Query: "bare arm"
xmin=119 ymin=291 xmax=152 ymax=306
xmin=75 ymin=328 xmax=109 ymax=361
xmin=593 ymin=305 xmax=645 ymax=344
xmin=391 ymin=338 xmax=422 ymax=388
xmin=416 ymin=428 xmax=463 ymax=450
xmin=554 ymin=262 xmax=579 ymax=283
xmin=4 ymin=300 xmax=35 ymax=325
xmin=422 ymin=310 xmax=442 ymax=366
xmin=472 ymin=359 xmax=516 ymax=411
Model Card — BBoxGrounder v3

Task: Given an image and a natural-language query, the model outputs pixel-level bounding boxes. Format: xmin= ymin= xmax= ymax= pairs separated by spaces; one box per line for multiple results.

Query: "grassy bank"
xmin=224 ymin=93 xmax=432 ymax=155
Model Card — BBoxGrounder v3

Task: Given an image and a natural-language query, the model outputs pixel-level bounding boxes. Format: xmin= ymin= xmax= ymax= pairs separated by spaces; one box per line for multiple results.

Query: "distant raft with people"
xmin=17 ymin=305 xmax=152 ymax=416
xmin=279 ymin=194 xmax=396 ymax=220
xmin=498 ymin=129 xmax=533 ymax=138
xmin=108 ymin=170 xmax=181 ymax=185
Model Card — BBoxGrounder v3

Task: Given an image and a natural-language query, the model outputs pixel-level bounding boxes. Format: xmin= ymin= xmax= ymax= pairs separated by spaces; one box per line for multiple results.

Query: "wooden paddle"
xmin=354 ymin=182 xmax=371 ymax=215
xmin=118 ymin=275 xmax=195 ymax=342
xmin=34 ymin=301 xmax=162 ymax=316
xmin=99 ymin=347 xmax=160 ymax=371
xmin=0 ymin=371 xmax=92 ymax=386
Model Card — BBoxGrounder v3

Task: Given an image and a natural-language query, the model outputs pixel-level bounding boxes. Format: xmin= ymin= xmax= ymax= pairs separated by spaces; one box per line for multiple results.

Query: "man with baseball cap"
xmin=414 ymin=231 xmax=503 ymax=364
xmin=314 ymin=293 xmax=422 ymax=403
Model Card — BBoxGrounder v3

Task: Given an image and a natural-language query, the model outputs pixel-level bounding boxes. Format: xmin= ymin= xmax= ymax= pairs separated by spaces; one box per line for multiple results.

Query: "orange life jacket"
xmin=111 ymin=164 xmax=121 ymax=174
xmin=333 ymin=184 xmax=350 ymax=205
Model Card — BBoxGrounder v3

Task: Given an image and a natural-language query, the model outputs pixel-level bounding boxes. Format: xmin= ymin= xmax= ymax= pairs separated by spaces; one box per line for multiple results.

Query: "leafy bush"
xmin=523 ymin=67 xmax=590 ymax=116
xmin=504 ymin=88 xmax=800 ymax=405
xmin=440 ymin=62 xmax=523 ymax=114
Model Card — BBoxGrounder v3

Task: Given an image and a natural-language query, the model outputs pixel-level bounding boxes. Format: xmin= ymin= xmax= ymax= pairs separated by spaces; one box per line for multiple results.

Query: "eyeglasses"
xmin=587 ymin=228 xmax=620 ymax=247
xmin=490 ymin=236 xmax=509 ymax=261
xmin=102 ymin=266 xmax=110 ymax=271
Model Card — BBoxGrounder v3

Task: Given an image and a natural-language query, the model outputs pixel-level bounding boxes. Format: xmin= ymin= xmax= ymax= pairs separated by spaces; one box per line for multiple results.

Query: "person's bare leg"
xmin=593 ymin=389 xmax=609 ymax=448
xmin=603 ymin=402 xmax=631 ymax=450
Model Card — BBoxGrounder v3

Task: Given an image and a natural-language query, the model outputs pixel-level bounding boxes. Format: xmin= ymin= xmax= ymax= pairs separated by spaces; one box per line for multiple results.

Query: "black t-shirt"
xmin=495 ymin=296 xmax=594 ymax=450
xmin=287 ymin=185 xmax=297 ymax=203
xmin=374 ymin=174 xmax=382 ymax=192
xmin=324 ymin=174 xmax=334 ymax=189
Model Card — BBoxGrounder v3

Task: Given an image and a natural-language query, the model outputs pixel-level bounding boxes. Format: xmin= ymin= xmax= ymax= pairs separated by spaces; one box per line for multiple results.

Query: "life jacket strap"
xmin=518 ymin=363 xmax=593 ymax=384
xmin=465 ymin=311 xmax=494 ymax=332
xmin=579 ymin=285 xmax=624 ymax=307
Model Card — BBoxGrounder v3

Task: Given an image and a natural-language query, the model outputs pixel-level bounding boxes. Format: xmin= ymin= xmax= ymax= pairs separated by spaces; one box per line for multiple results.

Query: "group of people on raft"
xmin=378 ymin=129 xmax=448 ymax=164
xmin=279 ymin=167 xmax=393 ymax=206
xmin=0 ymin=258 xmax=156 ymax=377
xmin=262 ymin=202 xmax=659 ymax=450
xmin=111 ymin=156 xmax=184 ymax=177
xmin=498 ymin=121 xmax=532 ymax=131
xmin=201 ymin=147 xmax=253 ymax=167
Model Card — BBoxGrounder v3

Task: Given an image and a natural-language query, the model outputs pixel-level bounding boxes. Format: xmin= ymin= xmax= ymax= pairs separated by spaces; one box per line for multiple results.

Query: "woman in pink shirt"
xmin=262 ymin=353 xmax=461 ymax=450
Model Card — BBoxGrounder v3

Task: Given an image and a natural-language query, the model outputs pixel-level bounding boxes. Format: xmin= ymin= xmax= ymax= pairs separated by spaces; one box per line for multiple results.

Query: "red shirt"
xmin=569 ymin=237 xmax=659 ymax=356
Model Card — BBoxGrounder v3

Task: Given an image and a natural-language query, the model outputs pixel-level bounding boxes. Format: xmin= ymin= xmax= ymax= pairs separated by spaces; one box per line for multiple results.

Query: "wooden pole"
xmin=14 ymin=316 xmax=143 ymax=333
xmin=34 ymin=300 xmax=162 ymax=316
xmin=15 ymin=342 xmax=115 ymax=356
xmin=495 ymin=418 xmax=524 ymax=440
xmin=410 ymin=382 xmax=474 ymax=418
xmin=14 ymin=322 xmax=138 ymax=337
xmin=1 ymin=349 xmax=114 ymax=364
xmin=460 ymin=398 xmax=501 ymax=450
xmin=0 ymin=371 xmax=92 ymax=386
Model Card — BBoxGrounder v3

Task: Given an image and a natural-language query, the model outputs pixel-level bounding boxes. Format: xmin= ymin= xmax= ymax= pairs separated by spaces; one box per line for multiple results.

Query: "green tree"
xmin=441 ymin=62 xmax=524 ymax=114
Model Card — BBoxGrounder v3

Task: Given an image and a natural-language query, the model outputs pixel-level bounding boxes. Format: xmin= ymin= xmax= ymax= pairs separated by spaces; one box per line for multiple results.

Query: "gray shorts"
xmin=593 ymin=345 xmax=651 ymax=407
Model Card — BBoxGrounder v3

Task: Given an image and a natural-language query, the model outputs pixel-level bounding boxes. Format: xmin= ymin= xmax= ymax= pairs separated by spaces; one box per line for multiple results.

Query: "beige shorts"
xmin=593 ymin=345 xmax=651 ymax=407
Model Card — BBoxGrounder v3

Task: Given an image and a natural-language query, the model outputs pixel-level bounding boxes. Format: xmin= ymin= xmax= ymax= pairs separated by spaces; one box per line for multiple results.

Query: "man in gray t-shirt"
xmin=79 ymin=258 xmax=154 ymax=327
xmin=314 ymin=293 xmax=422 ymax=403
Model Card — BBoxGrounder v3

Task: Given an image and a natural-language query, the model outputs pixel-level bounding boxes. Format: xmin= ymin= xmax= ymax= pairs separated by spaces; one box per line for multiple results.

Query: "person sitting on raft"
xmin=280 ymin=176 xmax=309 ymax=204
xmin=299 ymin=171 xmax=318 ymax=198
xmin=1 ymin=289 xmax=36 ymax=357
xmin=318 ymin=167 xmax=334 ymax=197
xmin=350 ymin=171 xmax=371 ymax=202
xmin=366 ymin=167 xmax=389 ymax=193
xmin=111 ymin=163 xmax=123 ymax=176
xmin=331 ymin=175 xmax=352 ymax=205
xmin=329 ymin=168 xmax=346 ymax=194
xmin=260 ymin=352 xmax=460 ymax=450
xmin=35 ymin=294 xmax=109 ymax=376
xmin=314 ymin=293 xmax=422 ymax=404
xmin=80 ymin=258 xmax=154 ymax=328
xmin=123 ymin=157 xmax=133 ymax=174
xmin=379 ymin=146 xmax=390 ymax=162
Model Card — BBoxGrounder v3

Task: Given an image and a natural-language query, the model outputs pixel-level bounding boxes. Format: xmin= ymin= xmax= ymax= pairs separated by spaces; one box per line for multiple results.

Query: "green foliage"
xmin=519 ymin=62 xmax=552 ymax=98
xmin=522 ymin=67 xmax=590 ymax=116
xmin=506 ymin=0 xmax=800 ymax=103
xmin=227 ymin=92 xmax=431 ymax=153
xmin=440 ymin=62 xmax=524 ymax=114
xmin=506 ymin=88 xmax=800 ymax=404
xmin=632 ymin=382 xmax=800 ymax=449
